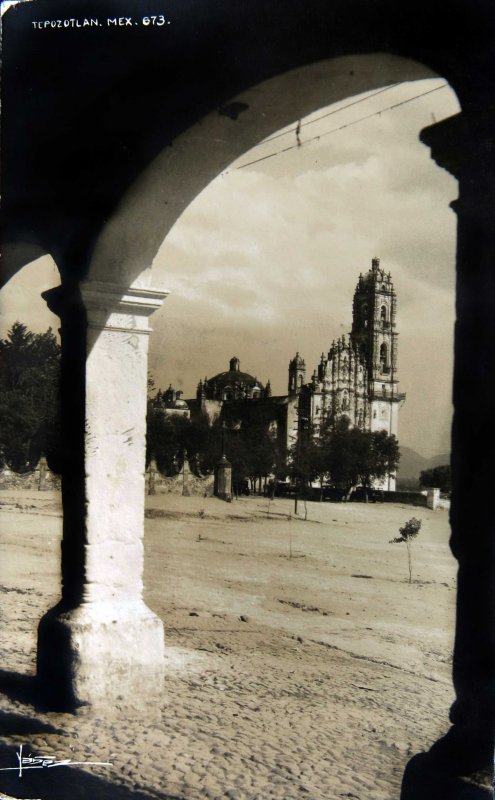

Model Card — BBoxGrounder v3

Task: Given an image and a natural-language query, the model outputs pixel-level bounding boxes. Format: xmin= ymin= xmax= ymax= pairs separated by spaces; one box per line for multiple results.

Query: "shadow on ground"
xmin=0 ymin=737 xmax=182 ymax=800
xmin=0 ymin=671 xmax=49 ymax=713
xmin=0 ymin=710 xmax=63 ymax=736
xmin=401 ymin=729 xmax=494 ymax=800
xmin=0 ymin=679 xmax=182 ymax=800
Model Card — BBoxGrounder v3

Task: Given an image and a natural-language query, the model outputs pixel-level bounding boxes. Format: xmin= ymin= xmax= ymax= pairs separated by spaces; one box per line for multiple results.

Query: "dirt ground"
xmin=0 ymin=490 xmax=489 ymax=799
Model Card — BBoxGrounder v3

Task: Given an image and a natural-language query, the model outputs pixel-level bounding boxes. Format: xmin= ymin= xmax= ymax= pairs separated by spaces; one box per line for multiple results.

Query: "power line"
xmin=260 ymin=82 xmax=400 ymax=146
xmin=233 ymin=83 xmax=448 ymax=172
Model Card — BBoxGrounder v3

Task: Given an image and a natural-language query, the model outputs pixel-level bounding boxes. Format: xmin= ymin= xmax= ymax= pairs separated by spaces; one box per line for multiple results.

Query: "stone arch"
xmin=17 ymin=17 xmax=493 ymax=784
xmin=38 ymin=45 xmax=462 ymax=703
xmin=86 ymin=53 xmax=443 ymax=290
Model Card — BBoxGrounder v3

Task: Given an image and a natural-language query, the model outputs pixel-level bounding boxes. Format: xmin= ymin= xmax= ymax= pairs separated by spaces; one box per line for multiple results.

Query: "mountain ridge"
xmin=397 ymin=446 xmax=450 ymax=486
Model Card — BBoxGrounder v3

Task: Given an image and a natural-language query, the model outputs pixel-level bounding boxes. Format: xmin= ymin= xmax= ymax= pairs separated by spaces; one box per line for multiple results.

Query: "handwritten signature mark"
xmin=0 ymin=745 xmax=112 ymax=778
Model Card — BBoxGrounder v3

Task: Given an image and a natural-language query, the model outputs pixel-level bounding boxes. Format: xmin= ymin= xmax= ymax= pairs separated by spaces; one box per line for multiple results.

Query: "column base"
xmin=37 ymin=600 xmax=165 ymax=711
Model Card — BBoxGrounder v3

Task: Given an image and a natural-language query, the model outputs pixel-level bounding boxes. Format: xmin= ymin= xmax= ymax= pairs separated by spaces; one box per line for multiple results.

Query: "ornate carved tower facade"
xmin=350 ymin=257 xmax=403 ymax=437
xmin=287 ymin=257 xmax=405 ymax=490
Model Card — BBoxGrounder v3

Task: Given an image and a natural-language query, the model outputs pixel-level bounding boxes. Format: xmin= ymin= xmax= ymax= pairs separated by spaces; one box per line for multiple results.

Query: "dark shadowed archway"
xmin=2 ymin=1 xmax=495 ymax=795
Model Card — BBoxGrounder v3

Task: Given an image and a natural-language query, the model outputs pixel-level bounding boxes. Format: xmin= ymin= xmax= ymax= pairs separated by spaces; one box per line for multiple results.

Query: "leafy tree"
xmin=145 ymin=402 xmax=191 ymax=475
xmin=361 ymin=429 xmax=400 ymax=494
xmin=419 ymin=464 xmax=451 ymax=494
xmin=320 ymin=416 xmax=361 ymax=490
xmin=390 ymin=517 xmax=422 ymax=583
xmin=184 ymin=414 xmax=218 ymax=475
xmin=219 ymin=400 xmax=281 ymax=492
xmin=0 ymin=322 xmax=61 ymax=472
xmin=146 ymin=397 xmax=223 ymax=478
xmin=289 ymin=435 xmax=325 ymax=496
xmin=318 ymin=417 xmax=400 ymax=498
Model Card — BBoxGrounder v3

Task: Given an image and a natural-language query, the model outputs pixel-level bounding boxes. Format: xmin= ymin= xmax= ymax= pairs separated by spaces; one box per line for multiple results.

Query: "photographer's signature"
xmin=0 ymin=744 xmax=112 ymax=777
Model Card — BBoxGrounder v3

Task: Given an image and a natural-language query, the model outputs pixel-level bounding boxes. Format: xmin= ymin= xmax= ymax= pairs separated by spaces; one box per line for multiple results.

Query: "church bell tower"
xmin=350 ymin=257 xmax=404 ymax=438
xmin=288 ymin=352 xmax=306 ymax=396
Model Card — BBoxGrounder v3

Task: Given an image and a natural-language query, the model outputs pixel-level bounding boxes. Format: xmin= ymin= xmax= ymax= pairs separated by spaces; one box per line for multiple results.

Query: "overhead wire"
xmin=260 ymin=82 xmax=400 ymax=146
xmin=232 ymin=83 xmax=448 ymax=172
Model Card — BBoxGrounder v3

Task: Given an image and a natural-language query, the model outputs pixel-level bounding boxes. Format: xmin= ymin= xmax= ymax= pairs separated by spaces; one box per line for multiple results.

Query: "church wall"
xmin=286 ymin=396 xmax=300 ymax=452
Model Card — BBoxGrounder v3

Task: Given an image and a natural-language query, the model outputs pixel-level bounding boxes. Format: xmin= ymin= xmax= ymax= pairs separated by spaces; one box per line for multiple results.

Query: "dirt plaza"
xmin=1 ymin=489 xmax=487 ymax=800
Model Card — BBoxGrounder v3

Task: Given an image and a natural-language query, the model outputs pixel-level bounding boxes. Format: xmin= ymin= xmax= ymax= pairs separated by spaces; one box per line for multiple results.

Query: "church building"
xmin=289 ymin=257 xmax=405 ymax=489
xmin=158 ymin=258 xmax=405 ymax=489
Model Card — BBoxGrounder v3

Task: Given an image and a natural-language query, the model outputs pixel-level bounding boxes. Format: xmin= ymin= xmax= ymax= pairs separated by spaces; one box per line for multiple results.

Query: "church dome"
xmin=204 ymin=357 xmax=265 ymax=400
xmin=173 ymin=397 xmax=189 ymax=409
xmin=290 ymin=351 xmax=305 ymax=367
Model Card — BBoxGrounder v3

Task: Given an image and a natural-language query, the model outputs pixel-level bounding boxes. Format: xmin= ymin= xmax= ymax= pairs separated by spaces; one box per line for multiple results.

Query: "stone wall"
xmin=381 ymin=488 xmax=450 ymax=510
xmin=0 ymin=458 xmax=61 ymax=491
xmin=146 ymin=459 xmax=214 ymax=497
xmin=381 ymin=490 xmax=428 ymax=507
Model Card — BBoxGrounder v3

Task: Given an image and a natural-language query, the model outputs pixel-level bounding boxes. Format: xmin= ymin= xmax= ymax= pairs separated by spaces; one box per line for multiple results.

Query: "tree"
xmin=419 ymin=464 xmax=451 ymax=494
xmin=145 ymin=392 xmax=198 ymax=475
xmin=0 ymin=322 xmax=61 ymax=472
xmin=363 ymin=429 xmax=401 ymax=493
xmin=318 ymin=417 xmax=400 ymax=498
xmin=289 ymin=435 xmax=325 ymax=495
xmin=219 ymin=400 xmax=281 ymax=493
xmin=321 ymin=417 xmax=362 ymax=492
xmin=390 ymin=517 xmax=422 ymax=583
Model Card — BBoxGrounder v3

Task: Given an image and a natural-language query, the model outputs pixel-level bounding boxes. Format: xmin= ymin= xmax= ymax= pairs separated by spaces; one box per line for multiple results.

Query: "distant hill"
xmin=397 ymin=447 xmax=450 ymax=488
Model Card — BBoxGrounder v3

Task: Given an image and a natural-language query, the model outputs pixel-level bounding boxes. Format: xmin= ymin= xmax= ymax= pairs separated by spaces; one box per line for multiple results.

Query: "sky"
xmin=149 ymin=78 xmax=460 ymax=458
xmin=0 ymin=78 xmax=460 ymax=458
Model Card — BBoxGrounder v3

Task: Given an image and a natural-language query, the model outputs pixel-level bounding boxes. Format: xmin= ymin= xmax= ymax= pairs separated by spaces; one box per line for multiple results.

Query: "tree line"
xmin=0 ymin=323 xmax=61 ymax=472
xmin=287 ymin=415 xmax=400 ymax=499
xmin=147 ymin=389 xmax=402 ymax=498
xmin=146 ymin=392 xmax=286 ymax=493
xmin=1 ymin=323 xmax=451 ymax=496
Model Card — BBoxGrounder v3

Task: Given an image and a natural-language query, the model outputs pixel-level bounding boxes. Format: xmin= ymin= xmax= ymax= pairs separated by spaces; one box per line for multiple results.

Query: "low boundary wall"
xmin=0 ymin=458 xmax=61 ymax=491
xmin=146 ymin=459 xmax=214 ymax=497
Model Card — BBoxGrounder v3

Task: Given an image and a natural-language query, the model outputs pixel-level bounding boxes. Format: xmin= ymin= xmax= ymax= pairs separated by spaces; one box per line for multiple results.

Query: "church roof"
xmin=359 ymin=256 xmax=392 ymax=287
xmin=205 ymin=366 xmax=263 ymax=390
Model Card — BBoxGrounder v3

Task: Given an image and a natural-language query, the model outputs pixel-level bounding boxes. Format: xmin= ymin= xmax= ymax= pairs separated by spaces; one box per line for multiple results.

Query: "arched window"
xmin=380 ymin=305 xmax=387 ymax=321
xmin=380 ymin=343 xmax=387 ymax=368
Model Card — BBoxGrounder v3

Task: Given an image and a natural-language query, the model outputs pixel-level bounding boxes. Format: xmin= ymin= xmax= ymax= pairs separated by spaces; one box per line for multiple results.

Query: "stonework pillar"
xmin=426 ymin=488 xmax=440 ymax=511
xmin=37 ymin=280 xmax=168 ymax=709
xmin=419 ymin=112 xmax=495 ymax=768
xmin=214 ymin=455 xmax=232 ymax=502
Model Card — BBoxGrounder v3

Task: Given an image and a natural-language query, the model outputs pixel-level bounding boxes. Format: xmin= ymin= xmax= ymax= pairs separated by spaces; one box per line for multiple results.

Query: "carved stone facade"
xmin=291 ymin=257 xmax=405 ymax=489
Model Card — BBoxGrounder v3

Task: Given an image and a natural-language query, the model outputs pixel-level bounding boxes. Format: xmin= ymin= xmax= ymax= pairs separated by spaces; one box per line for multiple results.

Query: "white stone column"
xmin=38 ymin=281 xmax=168 ymax=709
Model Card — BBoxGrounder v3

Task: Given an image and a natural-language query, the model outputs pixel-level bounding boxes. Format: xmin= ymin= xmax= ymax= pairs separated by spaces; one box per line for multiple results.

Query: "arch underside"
xmin=5 ymin=0 xmax=476 ymax=289
xmin=88 ymin=54 xmax=440 ymax=290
